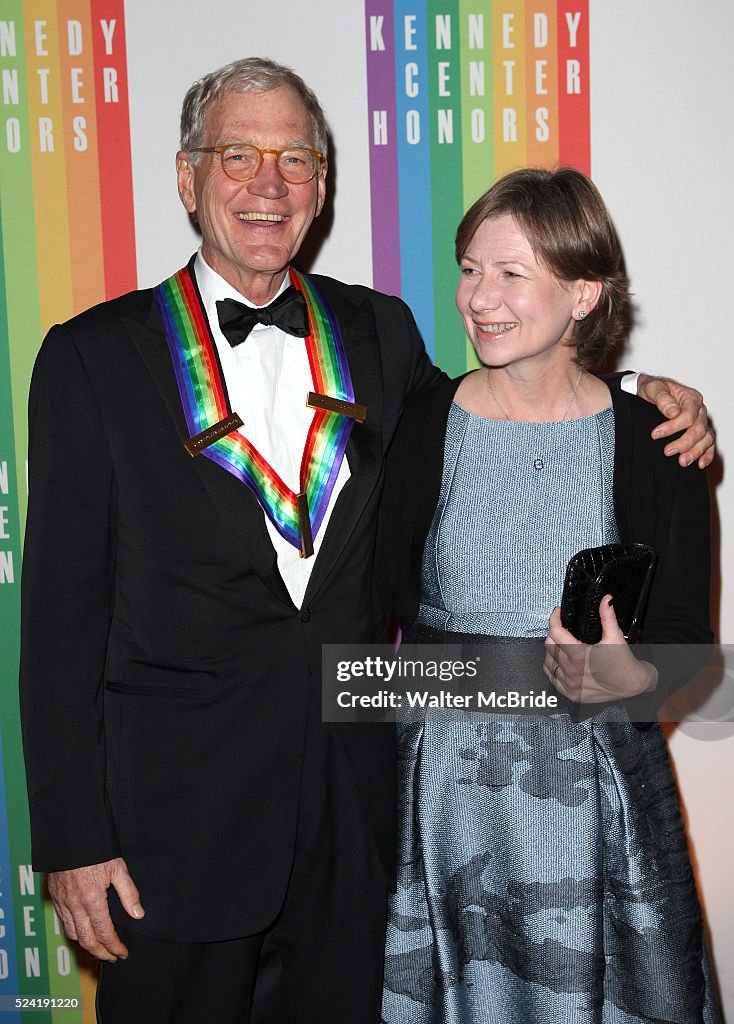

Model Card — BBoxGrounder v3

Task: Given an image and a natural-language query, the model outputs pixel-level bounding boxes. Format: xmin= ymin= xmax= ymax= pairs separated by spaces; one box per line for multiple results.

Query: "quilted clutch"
xmin=560 ymin=543 xmax=656 ymax=644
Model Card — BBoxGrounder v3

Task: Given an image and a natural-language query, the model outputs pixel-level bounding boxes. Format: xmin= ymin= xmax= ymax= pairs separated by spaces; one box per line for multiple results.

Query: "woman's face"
xmin=456 ymin=214 xmax=584 ymax=374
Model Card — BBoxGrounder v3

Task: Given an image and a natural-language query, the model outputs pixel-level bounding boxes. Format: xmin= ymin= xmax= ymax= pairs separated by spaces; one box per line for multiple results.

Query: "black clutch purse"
xmin=560 ymin=543 xmax=656 ymax=644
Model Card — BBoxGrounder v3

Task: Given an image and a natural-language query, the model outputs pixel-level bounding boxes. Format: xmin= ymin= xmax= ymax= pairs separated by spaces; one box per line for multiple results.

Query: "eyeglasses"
xmin=191 ymin=143 xmax=324 ymax=184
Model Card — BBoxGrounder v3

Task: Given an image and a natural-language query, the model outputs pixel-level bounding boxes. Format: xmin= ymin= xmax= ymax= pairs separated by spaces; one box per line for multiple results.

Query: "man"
xmin=19 ymin=57 xmax=713 ymax=1023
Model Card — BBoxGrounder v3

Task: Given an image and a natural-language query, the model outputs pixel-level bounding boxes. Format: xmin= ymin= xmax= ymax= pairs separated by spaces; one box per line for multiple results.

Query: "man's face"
xmin=177 ymin=85 xmax=326 ymax=301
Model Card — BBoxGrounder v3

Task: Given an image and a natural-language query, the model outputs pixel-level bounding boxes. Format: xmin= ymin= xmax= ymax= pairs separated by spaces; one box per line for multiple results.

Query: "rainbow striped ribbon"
xmin=154 ymin=265 xmax=358 ymax=553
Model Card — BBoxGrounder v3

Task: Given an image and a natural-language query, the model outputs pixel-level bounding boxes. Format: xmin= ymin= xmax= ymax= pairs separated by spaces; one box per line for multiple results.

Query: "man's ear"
xmin=176 ymin=152 xmax=197 ymax=215
xmin=314 ymin=160 xmax=327 ymax=218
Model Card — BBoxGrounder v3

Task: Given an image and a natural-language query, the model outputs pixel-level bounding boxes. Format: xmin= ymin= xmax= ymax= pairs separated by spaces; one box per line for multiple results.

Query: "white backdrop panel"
xmin=124 ymin=0 xmax=734 ymax=1014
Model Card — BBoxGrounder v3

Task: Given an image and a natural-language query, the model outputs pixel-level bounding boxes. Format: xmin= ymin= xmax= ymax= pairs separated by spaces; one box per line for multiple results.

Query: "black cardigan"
xmin=377 ymin=375 xmax=713 ymax=708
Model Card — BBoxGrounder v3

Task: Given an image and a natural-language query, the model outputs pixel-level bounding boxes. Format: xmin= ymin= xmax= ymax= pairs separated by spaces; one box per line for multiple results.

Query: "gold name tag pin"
xmin=306 ymin=391 xmax=367 ymax=424
xmin=184 ymin=413 xmax=244 ymax=457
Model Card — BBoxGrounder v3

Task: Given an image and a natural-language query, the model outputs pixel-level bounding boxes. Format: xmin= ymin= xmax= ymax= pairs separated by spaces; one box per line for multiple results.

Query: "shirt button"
xmin=300 ymin=608 xmax=311 ymax=623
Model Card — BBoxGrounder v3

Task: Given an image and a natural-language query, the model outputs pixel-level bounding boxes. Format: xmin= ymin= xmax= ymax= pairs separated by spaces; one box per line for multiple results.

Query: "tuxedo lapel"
xmin=303 ymin=295 xmax=384 ymax=604
xmin=123 ymin=301 xmax=292 ymax=605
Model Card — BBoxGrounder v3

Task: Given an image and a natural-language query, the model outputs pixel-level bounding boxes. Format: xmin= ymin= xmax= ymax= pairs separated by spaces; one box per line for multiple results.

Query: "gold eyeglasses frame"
xmin=190 ymin=143 xmax=325 ymax=184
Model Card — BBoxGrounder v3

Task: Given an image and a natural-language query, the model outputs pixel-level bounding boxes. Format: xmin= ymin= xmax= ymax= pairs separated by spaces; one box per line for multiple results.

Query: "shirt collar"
xmin=194 ymin=248 xmax=291 ymax=311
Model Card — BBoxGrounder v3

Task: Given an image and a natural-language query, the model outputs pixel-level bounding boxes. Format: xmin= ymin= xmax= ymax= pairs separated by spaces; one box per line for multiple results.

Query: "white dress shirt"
xmin=195 ymin=251 xmax=350 ymax=608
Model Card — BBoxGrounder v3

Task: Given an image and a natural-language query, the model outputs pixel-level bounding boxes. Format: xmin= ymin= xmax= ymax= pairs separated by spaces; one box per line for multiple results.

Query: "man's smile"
xmin=236 ymin=212 xmax=286 ymax=223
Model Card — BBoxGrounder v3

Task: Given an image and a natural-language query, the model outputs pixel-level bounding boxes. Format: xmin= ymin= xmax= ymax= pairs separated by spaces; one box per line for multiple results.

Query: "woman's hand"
xmin=544 ymin=595 xmax=657 ymax=703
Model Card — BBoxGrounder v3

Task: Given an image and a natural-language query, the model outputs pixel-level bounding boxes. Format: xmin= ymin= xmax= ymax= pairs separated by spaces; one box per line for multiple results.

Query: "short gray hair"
xmin=180 ymin=57 xmax=329 ymax=160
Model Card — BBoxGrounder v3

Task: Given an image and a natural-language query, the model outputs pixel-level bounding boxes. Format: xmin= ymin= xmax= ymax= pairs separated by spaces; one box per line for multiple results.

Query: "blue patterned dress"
xmin=382 ymin=405 xmax=720 ymax=1024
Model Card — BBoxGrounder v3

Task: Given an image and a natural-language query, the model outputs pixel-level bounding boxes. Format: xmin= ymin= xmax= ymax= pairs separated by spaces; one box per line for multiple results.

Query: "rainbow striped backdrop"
xmin=0 ymin=3 xmax=590 ymax=1016
xmin=0 ymin=2 xmax=135 ymax=1020
xmin=364 ymin=0 xmax=590 ymax=377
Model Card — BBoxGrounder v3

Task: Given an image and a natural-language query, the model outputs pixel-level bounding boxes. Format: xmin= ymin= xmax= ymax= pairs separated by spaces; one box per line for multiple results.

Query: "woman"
xmin=379 ymin=168 xmax=720 ymax=1023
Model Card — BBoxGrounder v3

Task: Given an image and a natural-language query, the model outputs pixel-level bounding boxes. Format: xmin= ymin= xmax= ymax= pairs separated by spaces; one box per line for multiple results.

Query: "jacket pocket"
xmin=105 ymin=681 xmax=199 ymax=699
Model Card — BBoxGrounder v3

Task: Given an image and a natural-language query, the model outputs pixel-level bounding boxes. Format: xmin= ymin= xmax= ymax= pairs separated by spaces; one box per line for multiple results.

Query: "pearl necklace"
xmin=485 ymin=368 xmax=584 ymax=470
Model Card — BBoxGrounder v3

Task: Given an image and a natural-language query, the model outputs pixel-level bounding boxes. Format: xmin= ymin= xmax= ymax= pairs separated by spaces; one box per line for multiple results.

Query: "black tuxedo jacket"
xmin=19 ymin=270 xmax=439 ymax=941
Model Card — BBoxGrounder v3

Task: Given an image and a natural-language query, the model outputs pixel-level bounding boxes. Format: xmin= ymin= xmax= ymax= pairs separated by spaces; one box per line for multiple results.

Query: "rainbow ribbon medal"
xmin=154 ymin=265 xmax=365 ymax=557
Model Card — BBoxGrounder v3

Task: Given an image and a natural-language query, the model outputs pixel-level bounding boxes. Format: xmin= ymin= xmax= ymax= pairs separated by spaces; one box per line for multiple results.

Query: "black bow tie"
xmin=216 ymin=286 xmax=309 ymax=347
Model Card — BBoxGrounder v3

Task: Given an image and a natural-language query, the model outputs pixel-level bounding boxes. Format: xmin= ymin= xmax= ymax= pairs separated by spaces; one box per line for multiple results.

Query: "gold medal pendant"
xmin=297 ymin=492 xmax=314 ymax=559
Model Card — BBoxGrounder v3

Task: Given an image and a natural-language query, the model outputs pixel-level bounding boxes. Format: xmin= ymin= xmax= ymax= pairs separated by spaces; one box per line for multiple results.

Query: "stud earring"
xmin=576 ymin=310 xmax=587 ymax=319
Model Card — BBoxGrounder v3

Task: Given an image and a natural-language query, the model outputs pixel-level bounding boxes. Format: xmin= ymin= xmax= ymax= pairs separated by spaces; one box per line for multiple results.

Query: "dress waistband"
xmin=403 ymin=622 xmax=558 ymax=708
xmin=403 ymin=624 xmax=637 ymax=724
xmin=406 ymin=623 xmax=546 ymax=677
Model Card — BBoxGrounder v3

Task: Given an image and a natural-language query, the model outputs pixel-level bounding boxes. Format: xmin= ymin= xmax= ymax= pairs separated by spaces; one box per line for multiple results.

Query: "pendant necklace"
xmin=486 ymin=368 xmax=584 ymax=470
